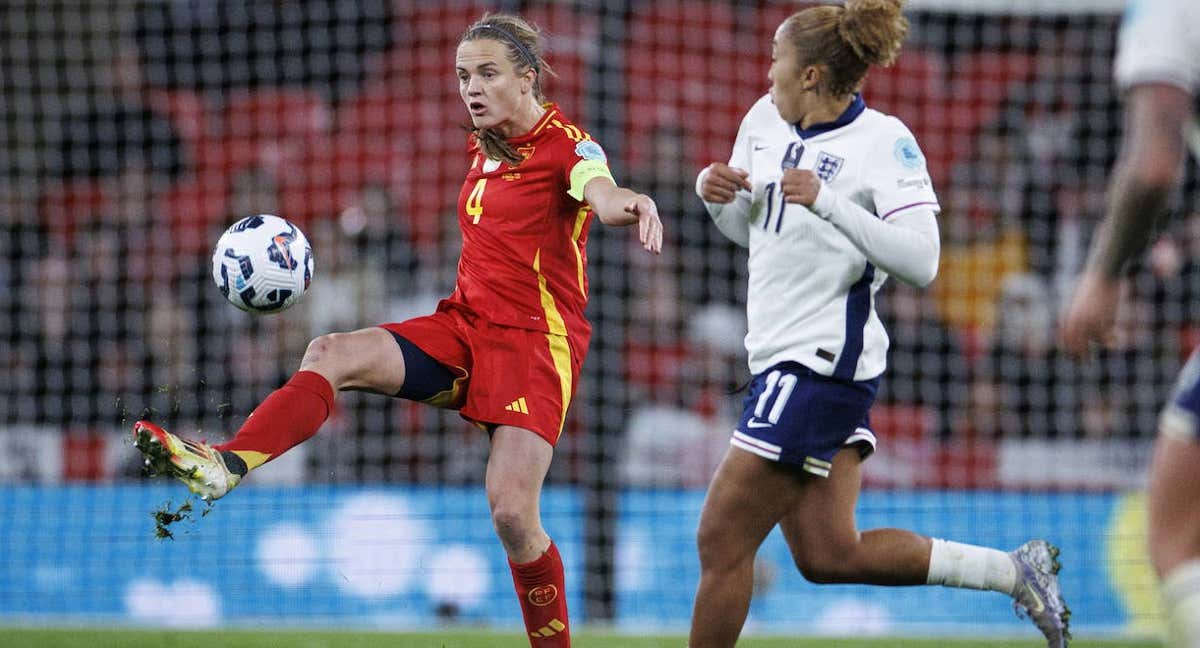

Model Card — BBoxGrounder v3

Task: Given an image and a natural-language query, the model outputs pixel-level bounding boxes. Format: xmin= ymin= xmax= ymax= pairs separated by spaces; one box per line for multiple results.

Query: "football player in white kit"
xmin=1062 ymin=1 xmax=1200 ymax=646
xmin=687 ymin=2 xmax=1069 ymax=647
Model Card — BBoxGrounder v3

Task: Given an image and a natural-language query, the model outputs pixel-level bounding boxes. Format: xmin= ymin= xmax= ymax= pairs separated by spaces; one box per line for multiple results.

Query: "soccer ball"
xmin=212 ymin=214 xmax=314 ymax=314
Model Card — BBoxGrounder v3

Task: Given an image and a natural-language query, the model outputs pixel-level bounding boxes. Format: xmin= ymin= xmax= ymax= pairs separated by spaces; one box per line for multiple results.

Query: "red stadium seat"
xmin=145 ymin=88 xmax=214 ymax=162
xmin=865 ymin=403 xmax=998 ymax=489
xmin=625 ymin=1 xmax=743 ymax=169
xmin=332 ymin=93 xmax=411 ymax=193
xmin=38 ymin=178 xmax=111 ymax=243
xmin=952 ymin=51 xmax=1037 ymax=133
xmin=222 ymin=87 xmax=332 ymax=141
xmin=219 ymin=88 xmax=333 ymax=176
xmin=1181 ymin=325 xmax=1200 ymax=360
xmin=624 ymin=338 xmax=690 ymax=396
xmin=520 ymin=4 xmax=595 ymax=121
xmin=162 ymin=177 xmax=227 ymax=256
xmin=145 ymin=90 xmax=228 ymax=250
xmin=862 ymin=403 xmax=937 ymax=488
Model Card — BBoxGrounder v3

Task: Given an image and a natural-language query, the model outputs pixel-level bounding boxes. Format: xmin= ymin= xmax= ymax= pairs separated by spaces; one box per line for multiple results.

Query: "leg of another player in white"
xmin=1147 ymin=431 xmax=1200 ymax=648
xmin=688 ymin=445 xmax=1068 ymax=648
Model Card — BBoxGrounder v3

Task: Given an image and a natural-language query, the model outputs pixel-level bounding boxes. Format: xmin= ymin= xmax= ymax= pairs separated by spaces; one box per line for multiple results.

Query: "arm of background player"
xmin=582 ymin=176 xmax=663 ymax=254
xmin=1085 ymin=83 xmax=1191 ymax=279
xmin=1061 ymin=83 xmax=1191 ymax=353
xmin=809 ymin=184 xmax=940 ymax=287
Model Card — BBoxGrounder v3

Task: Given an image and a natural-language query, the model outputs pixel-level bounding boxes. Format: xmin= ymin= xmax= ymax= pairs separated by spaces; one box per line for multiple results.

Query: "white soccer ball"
xmin=212 ymin=214 xmax=314 ymax=314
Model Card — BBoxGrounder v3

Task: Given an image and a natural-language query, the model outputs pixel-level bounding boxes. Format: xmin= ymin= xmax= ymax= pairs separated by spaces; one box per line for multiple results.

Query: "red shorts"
xmin=380 ymin=301 xmax=588 ymax=446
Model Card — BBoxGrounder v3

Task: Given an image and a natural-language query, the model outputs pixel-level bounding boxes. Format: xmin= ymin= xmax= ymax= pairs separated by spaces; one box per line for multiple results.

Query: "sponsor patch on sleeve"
xmin=893 ymin=137 xmax=926 ymax=169
xmin=574 ymin=140 xmax=607 ymax=162
xmin=896 ymin=176 xmax=931 ymax=190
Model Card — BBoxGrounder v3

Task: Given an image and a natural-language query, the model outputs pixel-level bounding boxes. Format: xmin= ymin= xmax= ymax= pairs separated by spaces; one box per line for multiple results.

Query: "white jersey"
xmin=1114 ymin=0 xmax=1200 ymax=94
xmin=706 ymin=94 xmax=939 ymax=381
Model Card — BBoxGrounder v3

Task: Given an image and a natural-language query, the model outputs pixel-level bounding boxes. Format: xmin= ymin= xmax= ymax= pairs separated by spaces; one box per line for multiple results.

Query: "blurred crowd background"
xmin=0 ymin=0 xmax=1192 ymax=621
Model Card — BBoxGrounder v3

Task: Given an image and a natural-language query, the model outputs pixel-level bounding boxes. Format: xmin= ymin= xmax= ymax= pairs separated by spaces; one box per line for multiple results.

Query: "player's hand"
xmin=779 ymin=169 xmax=821 ymax=206
xmin=1060 ymin=271 xmax=1122 ymax=356
xmin=699 ymin=163 xmax=752 ymax=204
xmin=625 ymin=193 xmax=662 ymax=255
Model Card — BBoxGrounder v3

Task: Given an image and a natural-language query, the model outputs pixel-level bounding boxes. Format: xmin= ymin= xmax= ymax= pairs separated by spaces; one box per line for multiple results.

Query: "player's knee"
xmin=302 ymin=333 xmax=341 ymax=367
xmin=1149 ymin=546 xmax=1172 ymax=580
xmin=1148 ymin=525 xmax=1195 ymax=579
xmin=793 ymin=551 xmax=823 ymax=583
xmin=695 ymin=523 xmax=745 ymax=573
xmin=695 ymin=521 xmax=721 ymax=562
xmin=299 ymin=333 xmax=349 ymax=383
xmin=695 ymin=531 xmax=720 ymax=570
xmin=300 ymin=330 xmax=391 ymax=390
xmin=793 ymin=545 xmax=855 ymax=584
xmin=489 ymin=500 xmax=537 ymax=547
xmin=795 ymin=560 xmax=843 ymax=584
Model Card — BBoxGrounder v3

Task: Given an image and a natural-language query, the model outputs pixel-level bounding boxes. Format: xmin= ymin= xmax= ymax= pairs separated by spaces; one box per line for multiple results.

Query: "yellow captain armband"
xmin=568 ymin=160 xmax=614 ymax=202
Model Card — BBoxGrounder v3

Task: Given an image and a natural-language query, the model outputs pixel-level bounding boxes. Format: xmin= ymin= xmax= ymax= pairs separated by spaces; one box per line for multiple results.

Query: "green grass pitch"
xmin=0 ymin=628 xmax=1162 ymax=648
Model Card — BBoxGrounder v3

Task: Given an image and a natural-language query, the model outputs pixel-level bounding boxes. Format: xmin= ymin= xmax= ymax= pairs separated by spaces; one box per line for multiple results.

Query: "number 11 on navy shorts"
xmin=732 ymin=361 xmax=880 ymax=477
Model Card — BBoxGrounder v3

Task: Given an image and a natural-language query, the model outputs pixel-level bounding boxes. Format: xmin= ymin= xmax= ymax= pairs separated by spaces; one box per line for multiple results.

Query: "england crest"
xmin=814 ymin=152 xmax=844 ymax=182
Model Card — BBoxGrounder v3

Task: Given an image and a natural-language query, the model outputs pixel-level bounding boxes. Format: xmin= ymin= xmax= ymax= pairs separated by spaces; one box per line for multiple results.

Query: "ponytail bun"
xmin=838 ymin=0 xmax=908 ymax=67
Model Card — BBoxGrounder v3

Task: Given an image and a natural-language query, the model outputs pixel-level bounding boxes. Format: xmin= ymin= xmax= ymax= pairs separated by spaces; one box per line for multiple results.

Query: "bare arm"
xmin=1087 ymin=84 xmax=1192 ymax=278
xmin=1062 ymin=83 xmax=1193 ymax=354
xmin=583 ymin=176 xmax=663 ymax=254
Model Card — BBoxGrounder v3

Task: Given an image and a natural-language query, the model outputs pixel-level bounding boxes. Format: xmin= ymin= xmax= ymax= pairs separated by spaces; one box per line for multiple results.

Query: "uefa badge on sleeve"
xmin=574 ymin=140 xmax=607 ymax=162
xmin=893 ymin=137 xmax=926 ymax=170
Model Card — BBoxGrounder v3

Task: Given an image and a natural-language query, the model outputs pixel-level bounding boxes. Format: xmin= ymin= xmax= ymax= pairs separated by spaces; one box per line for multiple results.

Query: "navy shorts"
xmin=1160 ymin=347 xmax=1200 ymax=441
xmin=731 ymin=361 xmax=880 ymax=477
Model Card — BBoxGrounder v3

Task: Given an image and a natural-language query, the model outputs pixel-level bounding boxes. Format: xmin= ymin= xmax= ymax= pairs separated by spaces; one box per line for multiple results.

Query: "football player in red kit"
xmin=133 ymin=12 xmax=661 ymax=647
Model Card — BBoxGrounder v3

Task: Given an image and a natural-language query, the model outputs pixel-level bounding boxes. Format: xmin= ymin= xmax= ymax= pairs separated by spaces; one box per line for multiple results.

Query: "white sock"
xmin=926 ymin=538 xmax=1017 ymax=595
xmin=1163 ymin=559 xmax=1200 ymax=648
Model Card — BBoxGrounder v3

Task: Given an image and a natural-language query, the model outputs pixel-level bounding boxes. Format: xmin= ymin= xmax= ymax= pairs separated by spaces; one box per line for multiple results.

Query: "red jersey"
xmin=448 ymin=104 xmax=614 ymax=342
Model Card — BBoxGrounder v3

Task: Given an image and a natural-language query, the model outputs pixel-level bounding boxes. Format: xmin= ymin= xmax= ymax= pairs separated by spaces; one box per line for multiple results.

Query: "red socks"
xmin=219 ymin=370 xmax=570 ymax=647
xmin=509 ymin=542 xmax=571 ymax=647
xmin=216 ymin=370 xmax=334 ymax=471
